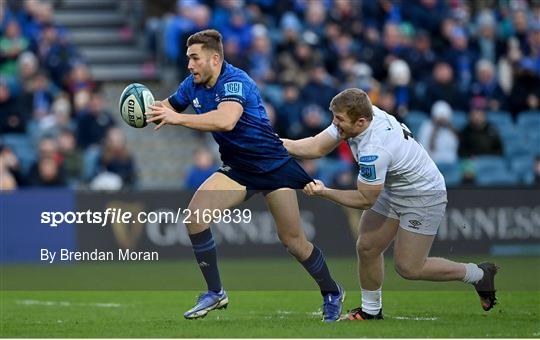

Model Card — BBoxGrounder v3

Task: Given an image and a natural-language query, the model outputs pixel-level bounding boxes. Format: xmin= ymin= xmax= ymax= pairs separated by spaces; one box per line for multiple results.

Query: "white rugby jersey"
xmin=325 ymin=106 xmax=446 ymax=203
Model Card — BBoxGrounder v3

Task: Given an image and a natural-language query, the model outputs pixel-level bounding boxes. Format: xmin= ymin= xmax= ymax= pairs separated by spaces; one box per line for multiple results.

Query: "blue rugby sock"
xmin=189 ymin=228 xmax=222 ymax=293
xmin=300 ymin=246 xmax=339 ymax=296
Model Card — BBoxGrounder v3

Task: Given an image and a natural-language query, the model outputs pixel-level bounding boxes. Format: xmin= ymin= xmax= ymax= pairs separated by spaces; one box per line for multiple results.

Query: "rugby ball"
xmin=119 ymin=83 xmax=154 ymax=128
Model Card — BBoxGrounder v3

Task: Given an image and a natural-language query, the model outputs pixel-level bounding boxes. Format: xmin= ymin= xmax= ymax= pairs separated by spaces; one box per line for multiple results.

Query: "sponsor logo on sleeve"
xmin=359 ymin=155 xmax=379 ymax=162
xmin=224 ymin=82 xmax=243 ymax=97
xmin=359 ymin=164 xmax=377 ymax=181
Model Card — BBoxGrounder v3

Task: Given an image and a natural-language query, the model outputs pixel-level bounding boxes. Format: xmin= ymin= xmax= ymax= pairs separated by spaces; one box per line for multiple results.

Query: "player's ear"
xmin=355 ymin=117 xmax=365 ymax=127
xmin=212 ymin=53 xmax=220 ymax=66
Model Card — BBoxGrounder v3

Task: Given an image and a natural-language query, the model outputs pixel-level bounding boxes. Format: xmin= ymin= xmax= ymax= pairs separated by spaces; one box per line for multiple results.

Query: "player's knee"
xmin=278 ymin=231 xmax=301 ymax=249
xmin=394 ymin=260 xmax=422 ymax=280
xmin=278 ymin=231 xmax=308 ymax=256
xmin=184 ymin=207 xmax=209 ymax=233
xmin=356 ymin=236 xmax=380 ymax=259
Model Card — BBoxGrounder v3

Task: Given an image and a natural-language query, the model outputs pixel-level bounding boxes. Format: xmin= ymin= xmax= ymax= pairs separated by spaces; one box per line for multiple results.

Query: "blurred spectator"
xmin=17 ymin=51 xmax=39 ymax=90
xmin=66 ymin=63 xmax=95 ymax=97
xmin=57 ymin=128 xmax=82 ymax=185
xmin=338 ymin=60 xmax=381 ymax=103
xmin=221 ymin=9 xmax=253 ymax=52
xmin=0 ymin=19 xmax=29 ymax=78
xmin=97 ymin=127 xmax=136 ymax=188
xmin=418 ymin=101 xmax=459 ymax=164
xmin=76 ymin=92 xmax=116 ymax=149
xmin=470 ymin=59 xmax=507 ymax=111
xmin=29 ymin=70 xmax=58 ymax=120
xmin=35 ymin=93 xmax=74 ymax=139
xmin=300 ymin=65 xmax=337 ymax=110
xmin=527 ymin=22 xmax=540 ymax=69
xmin=459 ymin=105 xmax=503 ymax=158
xmin=0 ymin=143 xmax=22 ymax=188
xmin=445 ymin=26 xmax=478 ymax=92
xmin=184 ymin=146 xmax=219 ymax=190
xmin=402 ymin=0 xmax=448 ymax=34
xmin=328 ymin=0 xmax=362 ymax=38
xmin=419 ymin=61 xmax=467 ymax=112
xmin=474 ymin=10 xmax=506 ymax=64
xmin=376 ymin=87 xmax=397 ymax=117
xmin=381 ymin=22 xmax=408 ymax=72
xmin=405 ymin=30 xmax=436 ymax=84
xmin=176 ymin=4 xmax=211 ymax=74
xmin=276 ymin=12 xmax=302 ymax=57
xmin=27 ymin=156 xmax=66 ymax=187
xmin=304 ymin=1 xmax=327 ymax=38
xmin=362 ymin=0 xmax=400 ymax=32
xmin=508 ymin=57 xmax=540 ymax=116
xmin=296 ymin=104 xmax=328 ymax=139
xmin=0 ymin=164 xmax=17 ymax=190
xmin=223 ymin=38 xmax=248 ymax=72
xmin=0 ymin=79 xmax=29 ymax=133
xmin=26 ymin=137 xmax=66 ymax=187
xmin=162 ymin=1 xmax=197 ymax=64
xmin=276 ymin=82 xmax=304 ymax=138
xmin=248 ymin=25 xmax=274 ymax=83
xmin=510 ymin=9 xmax=530 ymax=54
xmin=37 ymin=24 xmax=78 ymax=88
xmin=387 ymin=59 xmax=412 ymax=118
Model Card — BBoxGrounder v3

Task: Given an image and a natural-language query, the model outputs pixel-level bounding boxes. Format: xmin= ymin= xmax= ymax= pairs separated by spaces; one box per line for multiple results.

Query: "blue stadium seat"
xmin=452 ymin=110 xmax=468 ymax=131
xmin=2 ymin=134 xmax=36 ymax=175
xmin=510 ymin=155 xmax=535 ymax=185
xmin=503 ymin=133 xmax=532 ymax=158
xmin=473 ymin=156 xmax=519 ymax=186
xmin=517 ymin=111 xmax=540 ymax=151
xmin=517 ymin=110 xmax=540 ymax=130
xmin=487 ymin=111 xmax=513 ymax=133
xmin=404 ymin=111 xmax=428 ymax=136
xmin=436 ymin=162 xmax=462 ymax=187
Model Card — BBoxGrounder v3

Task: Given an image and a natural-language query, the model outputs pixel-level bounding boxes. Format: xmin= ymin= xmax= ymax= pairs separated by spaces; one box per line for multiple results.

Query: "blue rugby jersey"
xmin=168 ymin=61 xmax=290 ymax=173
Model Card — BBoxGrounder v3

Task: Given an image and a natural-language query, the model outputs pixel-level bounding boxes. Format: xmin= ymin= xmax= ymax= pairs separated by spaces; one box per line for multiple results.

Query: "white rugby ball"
xmin=119 ymin=83 xmax=154 ymax=128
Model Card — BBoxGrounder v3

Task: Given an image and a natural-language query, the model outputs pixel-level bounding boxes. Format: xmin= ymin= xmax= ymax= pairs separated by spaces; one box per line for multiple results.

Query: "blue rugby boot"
xmin=184 ymin=289 xmax=228 ymax=319
xmin=322 ymin=283 xmax=345 ymax=322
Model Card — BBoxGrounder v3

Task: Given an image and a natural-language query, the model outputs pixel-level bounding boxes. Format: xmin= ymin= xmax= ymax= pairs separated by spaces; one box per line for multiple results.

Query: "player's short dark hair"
xmin=187 ymin=29 xmax=224 ymax=60
xmin=329 ymin=88 xmax=373 ymax=121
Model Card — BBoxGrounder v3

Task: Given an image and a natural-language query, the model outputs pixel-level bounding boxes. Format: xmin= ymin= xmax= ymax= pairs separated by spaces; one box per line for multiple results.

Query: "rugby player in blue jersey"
xmin=146 ymin=29 xmax=344 ymax=321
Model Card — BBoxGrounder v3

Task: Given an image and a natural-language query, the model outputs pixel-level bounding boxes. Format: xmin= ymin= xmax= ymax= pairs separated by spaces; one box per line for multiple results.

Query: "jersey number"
xmin=401 ymin=123 xmax=414 ymax=140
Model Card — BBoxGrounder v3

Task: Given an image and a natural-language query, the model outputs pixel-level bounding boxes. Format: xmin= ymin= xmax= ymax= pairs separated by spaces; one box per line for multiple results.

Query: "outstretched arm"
xmin=146 ymin=99 xmax=243 ymax=132
xmin=282 ymin=129 xmax=341 ymax=159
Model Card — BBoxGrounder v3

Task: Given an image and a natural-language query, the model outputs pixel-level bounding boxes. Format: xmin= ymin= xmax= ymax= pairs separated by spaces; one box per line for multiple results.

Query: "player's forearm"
xmin=177 ymin=110 xmax=235 ymax=132
xmin=282 ymin=137 xmax=323 ymax=159
xmin=318 ymin=188 xmax=374 ymax=210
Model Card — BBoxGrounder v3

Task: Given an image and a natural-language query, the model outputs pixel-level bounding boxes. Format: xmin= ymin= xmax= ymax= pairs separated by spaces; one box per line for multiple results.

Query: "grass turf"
xmin=1 ymin=257 xmax=539 ymax=337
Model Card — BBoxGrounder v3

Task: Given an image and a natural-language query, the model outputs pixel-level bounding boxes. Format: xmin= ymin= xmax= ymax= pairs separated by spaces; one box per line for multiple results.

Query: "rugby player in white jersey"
xmin=282 ymin=88 xmax=497 ymax=320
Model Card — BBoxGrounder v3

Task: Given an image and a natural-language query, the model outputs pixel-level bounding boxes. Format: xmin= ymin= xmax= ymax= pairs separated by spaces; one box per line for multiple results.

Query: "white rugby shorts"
xmin=370 ymin=190 xmax=447 ymax=236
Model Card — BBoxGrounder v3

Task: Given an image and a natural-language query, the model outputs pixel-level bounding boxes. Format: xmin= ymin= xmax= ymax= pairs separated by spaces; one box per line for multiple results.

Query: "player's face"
xmin=186 ymin=44 xmax=216 ymax=85
xmin=332 ymin=111 xmax=366 ymax=139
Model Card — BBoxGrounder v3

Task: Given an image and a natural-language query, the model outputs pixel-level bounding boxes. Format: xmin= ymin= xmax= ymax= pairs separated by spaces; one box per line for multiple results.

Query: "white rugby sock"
xmin=361 ymin=288 xmax=382 ymax=315
xmin=462 ymin=263 xmax=484 ymax=284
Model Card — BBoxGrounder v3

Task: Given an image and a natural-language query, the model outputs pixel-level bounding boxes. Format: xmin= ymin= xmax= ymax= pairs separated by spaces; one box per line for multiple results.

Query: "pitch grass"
xmin=1 ymin=256 xmax=539 ymax=337
xmin=1 ymin=291 xmax=539 ymax=337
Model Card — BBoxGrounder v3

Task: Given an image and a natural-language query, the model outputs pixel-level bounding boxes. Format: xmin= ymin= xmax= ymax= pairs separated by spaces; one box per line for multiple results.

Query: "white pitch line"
xmin=15 ymin=300 xmax=123 ymax=308
xmin=393 ymin=316 xmax=438 ymax=321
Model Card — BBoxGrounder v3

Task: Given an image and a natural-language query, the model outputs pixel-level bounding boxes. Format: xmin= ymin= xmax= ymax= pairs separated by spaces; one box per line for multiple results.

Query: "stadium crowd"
xmin=0 ymin=0 xmax=137 ymax=190
xmin=1 ymin=0 xmax=540 ymax=191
